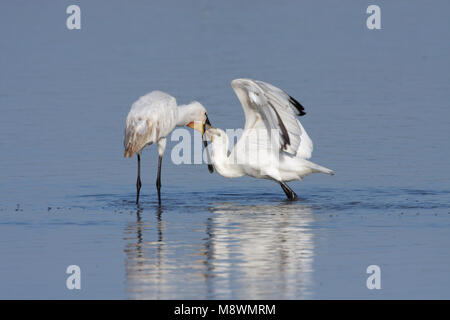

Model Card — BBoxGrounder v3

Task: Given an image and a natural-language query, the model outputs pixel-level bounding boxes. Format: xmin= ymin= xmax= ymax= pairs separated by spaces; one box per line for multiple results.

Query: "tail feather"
xmin=124 ymin=148 xmax=134 ymax=158
xmin=124 ymin=119 xmax=152 ymax=158
xmin=124 ymin=128 xmax=137 ymax=158
xmin=304 ymin=160 xmax=334 ymax=175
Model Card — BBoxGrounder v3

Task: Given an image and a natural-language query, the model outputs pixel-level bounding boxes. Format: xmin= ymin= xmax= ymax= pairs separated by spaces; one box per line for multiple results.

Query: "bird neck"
xmin=176 ymin=103 xmax=197 ymax=126
xmin=210 ymin=137 xmax=244 ymax=178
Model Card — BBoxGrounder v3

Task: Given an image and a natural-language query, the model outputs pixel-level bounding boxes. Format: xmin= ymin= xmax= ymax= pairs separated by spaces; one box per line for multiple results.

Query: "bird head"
xmin=185 ymin=101 xmax=212 ymax=135
xmin=206 ymin=127 xmax=227 ymax=144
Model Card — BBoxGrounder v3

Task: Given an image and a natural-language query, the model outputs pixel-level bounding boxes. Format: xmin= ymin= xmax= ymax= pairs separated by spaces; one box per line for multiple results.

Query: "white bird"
xmin=124 ymin=90 xmax=213 ymax=205
xmin=206 ymin=79 xmax=334 ymax=201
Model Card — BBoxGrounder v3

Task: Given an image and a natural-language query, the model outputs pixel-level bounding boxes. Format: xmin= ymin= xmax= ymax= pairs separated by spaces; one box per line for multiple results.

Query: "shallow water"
xmin=1 ymin=1 xmax=450 ymax=299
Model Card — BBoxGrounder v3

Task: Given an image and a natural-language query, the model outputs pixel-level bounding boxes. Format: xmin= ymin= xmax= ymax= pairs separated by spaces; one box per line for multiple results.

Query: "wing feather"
xmin=231 ymin=79 xmax=312 ymax=158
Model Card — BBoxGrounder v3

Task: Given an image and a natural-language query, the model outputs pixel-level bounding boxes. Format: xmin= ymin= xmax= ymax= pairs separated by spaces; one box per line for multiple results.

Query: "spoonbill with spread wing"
xmin=206 ymin=79 xmax=333 ymax=201
xmin=124 ymin=91 xmax=213 ymax=205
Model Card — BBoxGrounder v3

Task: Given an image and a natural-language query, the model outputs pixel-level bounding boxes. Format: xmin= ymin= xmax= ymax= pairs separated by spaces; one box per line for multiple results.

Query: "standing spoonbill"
xmin=124 ymin=90 xmax=213 ymax=205
xmin=206 ymin=79 xmax=334 ymax=201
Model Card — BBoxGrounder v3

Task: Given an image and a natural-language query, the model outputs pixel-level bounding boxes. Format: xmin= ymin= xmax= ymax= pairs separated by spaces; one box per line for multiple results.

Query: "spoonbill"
xmin=206 ymin=79 xmax=334 ymax=201
xmin=124 ymin=90 xmax=213 ymax=205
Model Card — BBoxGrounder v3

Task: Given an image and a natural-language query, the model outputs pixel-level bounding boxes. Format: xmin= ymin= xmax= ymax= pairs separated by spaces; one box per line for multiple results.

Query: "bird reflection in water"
xmin=124 ymin=202 xmax=315 ymax=299
xmin=124 ymin=206 xmax=165 ymax=298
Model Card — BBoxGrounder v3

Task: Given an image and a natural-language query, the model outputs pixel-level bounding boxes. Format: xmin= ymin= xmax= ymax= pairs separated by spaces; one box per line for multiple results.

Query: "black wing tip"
xmin=289 ymin=96 xmax=306 ymax=116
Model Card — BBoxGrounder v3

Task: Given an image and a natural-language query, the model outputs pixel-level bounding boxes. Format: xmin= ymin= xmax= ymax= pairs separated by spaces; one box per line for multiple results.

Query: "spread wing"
xmin=231 ymin=78 xmax=313 ymax=158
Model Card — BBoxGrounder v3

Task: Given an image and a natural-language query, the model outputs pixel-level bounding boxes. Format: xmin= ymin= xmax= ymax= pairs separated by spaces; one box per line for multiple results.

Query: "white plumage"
xmin=124 ymin=91 xmax=177 ymax=158
xmin=207 ymin=79 xmax=334 ymax=200
xmin=124 ymin=90 xmax=211 ymax=205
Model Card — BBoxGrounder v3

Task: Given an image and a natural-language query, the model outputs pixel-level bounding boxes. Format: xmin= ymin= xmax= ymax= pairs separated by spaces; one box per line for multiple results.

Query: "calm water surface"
xmin=0 ymin=1 xmax=449 ymax=299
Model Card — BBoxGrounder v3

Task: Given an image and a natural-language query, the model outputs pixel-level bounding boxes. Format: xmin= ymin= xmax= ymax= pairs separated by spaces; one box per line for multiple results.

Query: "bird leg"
xmin=156 ymin=155 xmax=163 ymax=207
xmin=136 ymin=154 xmax=142 ymax=204
xmin=279 ymin=182 xmax=298 ymax=201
